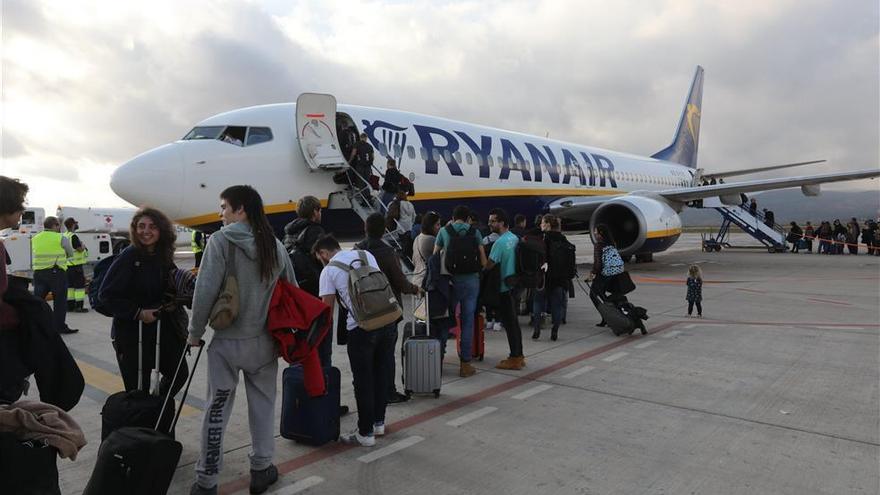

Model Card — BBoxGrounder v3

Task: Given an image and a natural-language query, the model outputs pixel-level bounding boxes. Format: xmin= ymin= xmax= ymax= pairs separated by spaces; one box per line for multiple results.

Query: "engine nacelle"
xmin=590 ymin=196 xmax=682 ymax=256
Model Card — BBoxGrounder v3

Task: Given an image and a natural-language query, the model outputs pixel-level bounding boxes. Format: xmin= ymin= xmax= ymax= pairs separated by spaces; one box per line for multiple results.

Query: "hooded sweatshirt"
xmin=188 ymin=222 xmax=295 ymax=341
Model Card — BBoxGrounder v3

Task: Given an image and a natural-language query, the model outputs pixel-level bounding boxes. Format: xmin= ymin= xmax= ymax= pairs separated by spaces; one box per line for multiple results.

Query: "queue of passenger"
xmin=786 ymin=217 xmax=879 ymax=255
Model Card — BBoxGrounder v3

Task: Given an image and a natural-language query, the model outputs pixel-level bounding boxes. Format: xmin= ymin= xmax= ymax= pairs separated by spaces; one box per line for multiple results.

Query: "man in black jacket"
xmin=356 ymin=213 xmax=421 ymax=404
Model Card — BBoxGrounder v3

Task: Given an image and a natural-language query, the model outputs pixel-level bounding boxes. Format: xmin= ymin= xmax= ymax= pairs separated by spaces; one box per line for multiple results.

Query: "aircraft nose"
xmin=111 ymin=144 xmax=184 ymax=218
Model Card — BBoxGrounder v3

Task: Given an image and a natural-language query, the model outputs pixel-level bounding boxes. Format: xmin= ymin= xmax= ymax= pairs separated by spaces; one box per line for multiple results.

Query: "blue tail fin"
xmin=651 ymin=66 xmax=704 ymax=168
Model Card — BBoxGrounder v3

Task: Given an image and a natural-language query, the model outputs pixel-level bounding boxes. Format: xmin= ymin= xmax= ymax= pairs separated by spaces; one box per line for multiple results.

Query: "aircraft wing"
xmin=659 ymin=168 xmax=880 ymax=203
xmin=702 ymin=160 xmax=825 ymax=180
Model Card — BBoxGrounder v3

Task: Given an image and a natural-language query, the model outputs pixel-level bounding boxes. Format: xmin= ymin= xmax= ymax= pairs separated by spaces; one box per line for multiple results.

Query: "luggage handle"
xmin=156 ymin=340 xmax=205 ymax=432
xmin=136 ymin=317 xmax=163 ymax=394
xmin=149 ymin=320 xmax=162 ymax=396
xmin=413 ymin=293 xmax=429 ymax=336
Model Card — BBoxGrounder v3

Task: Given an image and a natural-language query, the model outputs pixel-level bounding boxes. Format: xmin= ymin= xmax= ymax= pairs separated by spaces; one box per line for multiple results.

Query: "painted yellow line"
xmin=76 ymin=359 xmax=200 ymax=417
xmin=646 ymin=229 xmax=682 ymax=239
xmin=175 ymin=189 xmax=618 ymax=227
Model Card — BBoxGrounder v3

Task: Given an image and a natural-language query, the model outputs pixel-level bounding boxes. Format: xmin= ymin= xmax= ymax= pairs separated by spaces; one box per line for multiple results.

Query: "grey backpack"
xmin=330 ymin=251 xmax=402 ymax=330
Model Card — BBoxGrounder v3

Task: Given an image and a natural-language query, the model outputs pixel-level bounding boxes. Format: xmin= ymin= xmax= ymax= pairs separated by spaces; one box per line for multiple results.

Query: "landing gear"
xmin=635 ymin=253 xmax=653 ymax=263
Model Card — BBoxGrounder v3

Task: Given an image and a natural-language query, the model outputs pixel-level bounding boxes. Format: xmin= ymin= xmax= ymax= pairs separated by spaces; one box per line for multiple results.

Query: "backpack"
xmin=515 ymin=233 xmax=546 ymax=289
xmin=601 ymin=245 xmax=625 ymax=277
xmin=87 ymin=255 xmax=117 ymax=317
xmin=443 ymin=225 xmax=481 ymax=275
xmin=547 ymin=236 xmax=576 ymax=284
xmin=288 ymin=226 xmax=321 ymax=293
xmin=330 ymin=250 xmax=402 ymax=330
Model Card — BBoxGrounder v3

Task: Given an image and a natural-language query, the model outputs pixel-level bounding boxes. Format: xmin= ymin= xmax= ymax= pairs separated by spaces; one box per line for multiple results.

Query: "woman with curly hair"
xmin=98 ymin=206 xmax=187 ymax=396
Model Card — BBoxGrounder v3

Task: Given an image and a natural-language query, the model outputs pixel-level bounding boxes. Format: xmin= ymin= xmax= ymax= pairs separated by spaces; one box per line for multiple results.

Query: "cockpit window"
xmin=183 ymin=126 xmax=226 ymax=140
xmin=183 ymin=125 xmax=272 ymax=147
xmin=246 ymin=127 xmax=273 ymax=146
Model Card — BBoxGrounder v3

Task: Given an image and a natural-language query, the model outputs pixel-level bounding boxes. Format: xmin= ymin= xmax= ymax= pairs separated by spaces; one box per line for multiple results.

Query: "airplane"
xmin=110 ymin=66 xmax=879 ymax=260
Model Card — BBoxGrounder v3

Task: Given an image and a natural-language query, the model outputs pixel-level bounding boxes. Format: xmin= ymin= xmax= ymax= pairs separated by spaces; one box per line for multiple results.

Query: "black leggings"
xmin=114 ymin=321 xmax=188 ymax=397
xmin=687 ymin=300 xmax=703 ymax=316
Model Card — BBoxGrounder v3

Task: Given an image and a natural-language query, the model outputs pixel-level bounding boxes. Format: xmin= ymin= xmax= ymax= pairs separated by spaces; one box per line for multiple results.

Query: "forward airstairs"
xmin=701 ymin=200 xmax=788 ymax=252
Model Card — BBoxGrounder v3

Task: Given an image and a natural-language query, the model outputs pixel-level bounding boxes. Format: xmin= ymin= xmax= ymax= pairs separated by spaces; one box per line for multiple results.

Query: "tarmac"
xmin=43 ymin=233 xmax=879 ymax=494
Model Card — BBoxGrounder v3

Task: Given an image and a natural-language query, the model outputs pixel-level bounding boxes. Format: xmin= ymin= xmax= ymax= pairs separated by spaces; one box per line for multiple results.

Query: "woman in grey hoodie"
xmin=188 ymin=185 xmax=295 ymax=495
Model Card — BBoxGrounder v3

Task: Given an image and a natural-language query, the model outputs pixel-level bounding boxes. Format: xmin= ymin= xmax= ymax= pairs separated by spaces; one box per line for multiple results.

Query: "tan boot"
xmin=495 ymin=356 xmax=525 ymax=370
xmin=459 ymin=361 xmax=476 ymax=377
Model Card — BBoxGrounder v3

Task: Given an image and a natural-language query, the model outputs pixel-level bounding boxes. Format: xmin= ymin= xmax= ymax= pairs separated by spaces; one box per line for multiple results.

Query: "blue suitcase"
xmin=280 ymin=366 xmax=341 ymax=446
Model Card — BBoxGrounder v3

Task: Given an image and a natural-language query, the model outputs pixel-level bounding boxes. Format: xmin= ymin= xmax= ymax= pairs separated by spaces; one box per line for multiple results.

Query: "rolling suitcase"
xmin=456 ymin=312 xmax=485 ymax=361
xmin=597 ymin=301 xmax=636 ymax=336
xmin=83 ymin=339 xmax=204 ymax=495
xmin=402 ymin=296 xmax=442 ymax=398
xmin=280 ymin=365 xmax=341 ymax=446
xmin=0 ymin=433 xmax=60 ymax=495
xmin=101 ymin=321 xmax=174 ymax=440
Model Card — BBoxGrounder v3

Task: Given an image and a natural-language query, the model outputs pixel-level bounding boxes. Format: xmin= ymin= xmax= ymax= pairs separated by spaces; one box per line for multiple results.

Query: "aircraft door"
xmin=296 ymin=93 xmax=348 ymax=171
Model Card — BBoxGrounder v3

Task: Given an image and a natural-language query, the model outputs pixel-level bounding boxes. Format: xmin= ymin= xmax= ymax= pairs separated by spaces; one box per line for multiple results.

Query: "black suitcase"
xmin=598 ymin=302 xmax=636 ymax=336
xmin=101 ymin=321 xmax=173 ymax=440
xmin=0 ymin=433 xmax=60 ymax=495
xmin=83 ymin=340 xmax=204 ymax=495
xmin=280 ymin=366 xmax=341 ymax=445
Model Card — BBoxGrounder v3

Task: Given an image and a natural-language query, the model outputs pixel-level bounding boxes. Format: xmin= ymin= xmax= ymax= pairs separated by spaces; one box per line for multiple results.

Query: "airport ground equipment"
xmin=701 ymin=204 xmax=788 ymax=252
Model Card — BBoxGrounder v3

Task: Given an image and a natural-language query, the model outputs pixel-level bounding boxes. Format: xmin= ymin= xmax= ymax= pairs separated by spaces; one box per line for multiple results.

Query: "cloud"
xmin=2 ymin=0 xmax=878 ymax=213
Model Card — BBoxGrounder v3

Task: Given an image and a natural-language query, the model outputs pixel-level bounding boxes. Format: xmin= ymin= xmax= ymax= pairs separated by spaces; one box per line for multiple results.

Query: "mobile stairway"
xmin=702 ymin=203 xmax=788 ymax=253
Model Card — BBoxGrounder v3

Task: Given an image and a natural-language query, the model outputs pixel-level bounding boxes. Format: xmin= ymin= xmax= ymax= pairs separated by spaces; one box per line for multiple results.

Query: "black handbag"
xmin=613 ymin=272 xmax=637 ymax=295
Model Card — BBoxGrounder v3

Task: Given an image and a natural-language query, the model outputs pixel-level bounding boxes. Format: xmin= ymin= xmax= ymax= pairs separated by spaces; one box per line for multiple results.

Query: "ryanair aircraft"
xmin=110 ymin=66 xmax=879 ymax=259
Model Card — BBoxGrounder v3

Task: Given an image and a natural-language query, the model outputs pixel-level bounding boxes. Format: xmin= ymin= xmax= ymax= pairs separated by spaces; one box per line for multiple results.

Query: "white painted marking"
xmin=815 ymin=325 xmax=867 ymax=330
xmin=357 ymin=436 xmax=425 ymax=464
xmin=602 ymin=352 xmax=628 ymax=362
xmin=562 ymin=365 xmax=595 ymax=379
xmin=634 ymin=340 xmax=657 ymax=349
xmin=270 ymin=476 xmax=324 ymax=494
xmin=512 ymin=384 xmax=554 ymax=400
xmin=683 ymin=324 xmax=698 ymax=329
xmin=662 ymin=330 xmax=683 ymax=338
xmin=446 ymin=407 xmax=498 ymax=427
xmin=669 ymin=263 xmax=685 ymax=267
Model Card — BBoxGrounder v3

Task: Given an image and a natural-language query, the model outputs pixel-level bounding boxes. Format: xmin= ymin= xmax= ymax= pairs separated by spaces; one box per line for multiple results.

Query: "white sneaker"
xmin=495 ymin=323 xmax=505 ymax=332
xmin=340 ymin=429 xmax=375 ymax=447
xmin=486 ymin=321 xmax=496 ymax=331
xmin=373 ymin=422 xmax=385 ymax=436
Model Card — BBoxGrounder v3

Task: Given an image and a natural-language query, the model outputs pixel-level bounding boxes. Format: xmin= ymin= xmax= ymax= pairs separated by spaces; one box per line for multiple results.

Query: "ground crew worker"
xmin=63 ymin=217 xmax=88 ymax=313
xmin=32 ymin=216 xmax=78 ymax=334
xmin=191 ymin=229 xmax=206 ymax=267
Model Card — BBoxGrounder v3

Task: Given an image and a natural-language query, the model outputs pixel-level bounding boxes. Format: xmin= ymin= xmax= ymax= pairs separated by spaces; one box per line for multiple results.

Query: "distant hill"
xmin=681 ymin=189 xmax=880 ymax=226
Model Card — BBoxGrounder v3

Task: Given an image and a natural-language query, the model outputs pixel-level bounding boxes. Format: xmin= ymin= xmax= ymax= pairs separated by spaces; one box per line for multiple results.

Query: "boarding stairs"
xmin=330 ymin=167 xmax=415 ymax=268
xmin=704 ymin=203 xmax=788 ymax=252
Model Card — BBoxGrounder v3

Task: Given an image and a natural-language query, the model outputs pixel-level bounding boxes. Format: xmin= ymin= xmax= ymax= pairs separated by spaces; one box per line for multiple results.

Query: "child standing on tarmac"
xmin=686 ymin=265 xmax=703 ymax=318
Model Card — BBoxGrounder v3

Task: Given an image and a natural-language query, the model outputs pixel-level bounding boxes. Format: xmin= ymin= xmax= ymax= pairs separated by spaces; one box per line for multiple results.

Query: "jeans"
xmin=451 ymin=277 xmax=479 ymax=362
xmin=32 ymin=267 xmax=68 ymax=333
xmin=497 ymin=290 xmax=523 ymax=358
xmin=532 ymin=286 xmax=566 ymax=327
xmin=429 ymin=318 xmax=451 ymax=358
xmin=347 ymin=324 xmax=396 ymax=436
xmin=318 ymin=329 xmax=332 ymax=367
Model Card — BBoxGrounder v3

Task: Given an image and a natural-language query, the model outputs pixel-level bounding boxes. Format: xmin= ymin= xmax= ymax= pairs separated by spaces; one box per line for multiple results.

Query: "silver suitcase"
xmin=402 ymin=296 xmax=442 ymax=398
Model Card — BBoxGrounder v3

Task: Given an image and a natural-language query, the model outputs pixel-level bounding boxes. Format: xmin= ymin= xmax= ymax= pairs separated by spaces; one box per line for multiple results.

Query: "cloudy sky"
xmin=2 ymin=0 xmax=878 ymax=213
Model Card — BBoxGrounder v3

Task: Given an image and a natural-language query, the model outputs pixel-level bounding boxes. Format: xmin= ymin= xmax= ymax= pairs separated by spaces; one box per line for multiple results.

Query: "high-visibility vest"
xmin=63 ymin=231 xmax=88 ymax=266
xmin=191 ymin=230 xmax=204 ymax=254
xmin=31 ymin=231 xmax=68 ymax=271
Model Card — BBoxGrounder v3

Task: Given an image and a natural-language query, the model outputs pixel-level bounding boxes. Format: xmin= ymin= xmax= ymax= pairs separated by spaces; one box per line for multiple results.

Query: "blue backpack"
xmin=601 ymin=246 xmax=625 ymax=277
xmin=87 ymin=255 xmax=116 ymax=317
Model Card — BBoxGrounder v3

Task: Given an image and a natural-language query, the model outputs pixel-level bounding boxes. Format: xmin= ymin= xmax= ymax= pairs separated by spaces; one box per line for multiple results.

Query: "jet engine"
xmin=590 ymin=196 xmax=682 ymax=256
